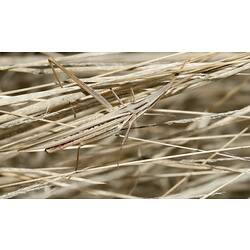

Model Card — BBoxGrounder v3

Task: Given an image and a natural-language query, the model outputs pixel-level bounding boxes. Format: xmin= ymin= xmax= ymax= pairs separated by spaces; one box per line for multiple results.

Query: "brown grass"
xmin=1 ymin=52 xmax=250 ymax=198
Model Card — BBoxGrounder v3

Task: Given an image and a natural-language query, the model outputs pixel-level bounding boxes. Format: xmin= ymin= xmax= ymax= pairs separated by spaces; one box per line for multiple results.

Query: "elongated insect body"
xmin=40 ymin=58 xmax=177 ymax=152
xmin=44 ymin=88 xmax=170 ymax=152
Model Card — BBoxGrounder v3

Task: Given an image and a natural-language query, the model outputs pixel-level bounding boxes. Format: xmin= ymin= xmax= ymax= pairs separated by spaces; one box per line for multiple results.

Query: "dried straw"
xmin=1 ymin=52 xmax=250 ymax=198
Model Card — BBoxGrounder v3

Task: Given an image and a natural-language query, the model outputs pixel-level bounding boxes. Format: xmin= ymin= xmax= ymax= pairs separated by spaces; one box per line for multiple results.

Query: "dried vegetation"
xmin=1 ymin=52 xmax=250 ymax=198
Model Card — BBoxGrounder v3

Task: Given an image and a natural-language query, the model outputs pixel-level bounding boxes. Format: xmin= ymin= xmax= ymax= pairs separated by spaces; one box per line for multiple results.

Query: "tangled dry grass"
xmin=1 ymin=52 xmax=250 ymax=198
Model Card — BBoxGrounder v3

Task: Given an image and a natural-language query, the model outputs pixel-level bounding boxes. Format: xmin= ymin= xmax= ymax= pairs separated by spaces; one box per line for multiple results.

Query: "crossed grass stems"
xmin=45 ymin=54 xmax=250 ymax=198
xmin=47 ymin=56 xmax=185 ymax=171
xmin=2 ymin=52 xmax=250 ymax=198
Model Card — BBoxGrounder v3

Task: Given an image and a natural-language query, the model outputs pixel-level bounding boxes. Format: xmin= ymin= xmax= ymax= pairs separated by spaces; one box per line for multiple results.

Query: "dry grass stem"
xmin=1 ymin=52 xmax=250 ymax=198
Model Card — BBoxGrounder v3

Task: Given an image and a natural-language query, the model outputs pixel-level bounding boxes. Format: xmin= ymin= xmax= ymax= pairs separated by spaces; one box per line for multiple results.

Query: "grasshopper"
xmin=45 ymin=58 xmax=182 ymax=155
